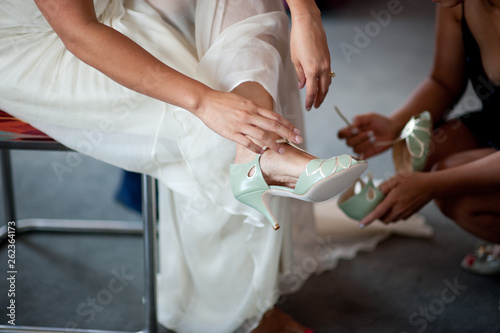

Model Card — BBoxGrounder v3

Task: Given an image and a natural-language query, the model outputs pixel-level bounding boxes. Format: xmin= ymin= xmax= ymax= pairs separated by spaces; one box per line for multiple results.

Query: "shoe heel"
xmin=235 ymin=191 xmax=280 ymax=230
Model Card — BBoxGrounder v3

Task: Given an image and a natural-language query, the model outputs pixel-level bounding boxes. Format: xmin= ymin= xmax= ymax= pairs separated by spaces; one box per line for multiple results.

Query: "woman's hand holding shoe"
xmin=359 ymin=172 xmax=435 ymax=227
xmin=338 ymin=113 xmax=399 ymax=159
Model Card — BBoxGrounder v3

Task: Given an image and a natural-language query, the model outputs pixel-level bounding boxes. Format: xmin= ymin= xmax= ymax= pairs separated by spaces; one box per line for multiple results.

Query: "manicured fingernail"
xmin=359 ymin=223 xmax=366 ymax=229
xmin=295 ymin=135 xmax=303 ymax=143
xmin=351 ymin=127 xmax=359 ymax=135
xmin=306 ymin=107 xmax=311 ymax=111
xmin=294 ymin=128 xmax=301 ymax=135
xmin=278 ymin=147 xmax=285 ymax=154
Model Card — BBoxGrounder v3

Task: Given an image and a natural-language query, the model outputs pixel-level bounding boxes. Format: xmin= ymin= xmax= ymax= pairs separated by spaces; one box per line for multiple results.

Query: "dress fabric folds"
xmin=0 ymin=1 xmax=311 ymax=332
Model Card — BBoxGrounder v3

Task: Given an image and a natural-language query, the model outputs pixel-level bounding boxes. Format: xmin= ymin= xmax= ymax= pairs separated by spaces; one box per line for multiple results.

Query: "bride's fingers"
xmin=252 ymin=110 xmax=303 ymax=143
xmin=239 ymin=124 xmax=288 ymax=154
xmin=314 ymin=70 xmax=332 ymax=109
xmin=304 ymin=75 xmax=319 ymax=111
xmin=257 ymin=108 xmax=299 ymax=134
xmin=294 ymin=63 xmax=306 ymax=90
xmin=234 ymin=134 xmax=265 ymax=155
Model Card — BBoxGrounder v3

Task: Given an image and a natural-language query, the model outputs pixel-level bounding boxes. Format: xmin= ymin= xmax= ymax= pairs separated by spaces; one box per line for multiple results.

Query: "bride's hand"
xmin=196 ymin=90 xmax=303 ymax=154
xmin=288 ymin=0 xmax=332 ymax=111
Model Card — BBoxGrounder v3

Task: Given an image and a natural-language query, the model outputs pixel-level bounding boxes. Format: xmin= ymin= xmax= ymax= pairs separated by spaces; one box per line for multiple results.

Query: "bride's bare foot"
xmin=252 ymin=307 xmax=313 ymax=333
xmin=234 ymin=140 xmax=316 ymax=188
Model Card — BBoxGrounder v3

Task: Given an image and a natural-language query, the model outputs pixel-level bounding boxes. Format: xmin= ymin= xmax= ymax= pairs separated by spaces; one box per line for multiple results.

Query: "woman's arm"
xmin=426 ymin=151 xmax=500 ymax=197
xmin=286 ymin=0 xmax=332 ymax=111
xmin=34 ymin=0 xmax=303 ymax=154
xmin=360 ymin=151 xmax=500 ymax=226
xmin=338 ymin=5 xmax=469 ymax=158
xmin=389 ymin=4 xmax=468 ymax=132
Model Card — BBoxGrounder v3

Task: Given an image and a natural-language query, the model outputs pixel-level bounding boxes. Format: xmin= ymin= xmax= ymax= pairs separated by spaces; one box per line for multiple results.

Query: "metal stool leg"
xmin=0 ymin=170 xmax=158 ymax=332
xmin=142 ymin=174 xmax=158 ymax=333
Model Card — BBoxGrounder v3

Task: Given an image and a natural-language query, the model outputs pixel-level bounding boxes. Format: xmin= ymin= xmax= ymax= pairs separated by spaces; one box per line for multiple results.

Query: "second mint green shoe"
xmin=230 ymin=139 xmax=367 ymax=230
xmin=393 ymin=111 xmax=432 ymax=173
xmin=337 ymin=173 xmax=385 ymax=221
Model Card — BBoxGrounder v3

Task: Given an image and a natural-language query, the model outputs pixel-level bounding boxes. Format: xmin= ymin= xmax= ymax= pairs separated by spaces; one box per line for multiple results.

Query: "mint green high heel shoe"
xmin=373 ymin=111 xmax=432 ymax=173
xmin=337 ymin=172 xmax=384 ymax=221
xmin=230 ymin=139 xmax=367 ymax=230
xmin=392 ymin=111 xmax=432 ymax=173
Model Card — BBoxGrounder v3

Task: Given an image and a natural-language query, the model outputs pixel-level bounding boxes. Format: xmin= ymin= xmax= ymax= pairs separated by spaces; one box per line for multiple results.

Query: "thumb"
xmin=294 ymin=62 xmax=306 ymax=89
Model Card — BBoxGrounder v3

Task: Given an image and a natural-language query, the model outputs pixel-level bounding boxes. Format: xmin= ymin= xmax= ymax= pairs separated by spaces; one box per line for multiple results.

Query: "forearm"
xmin=389 ymin=75 xmax=464 ymax=133
xmin=426 ymin=152 xmax=500 ymax=197
xmin=34 ymin=0 xmax=209 ymax=116
xmin=390 ymin=5 xmax=466 ymax=133
xmin=63 ymin=22 xmax=209 ymax=115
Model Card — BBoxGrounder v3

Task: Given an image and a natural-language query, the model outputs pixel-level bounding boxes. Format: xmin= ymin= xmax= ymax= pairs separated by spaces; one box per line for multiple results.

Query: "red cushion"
xmin=0 ymin=110 xmax=55 ymax=141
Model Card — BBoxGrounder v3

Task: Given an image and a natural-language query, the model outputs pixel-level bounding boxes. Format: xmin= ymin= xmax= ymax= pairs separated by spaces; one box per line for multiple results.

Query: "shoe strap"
xmin=262 ymin=138 xmax=309 ymax=154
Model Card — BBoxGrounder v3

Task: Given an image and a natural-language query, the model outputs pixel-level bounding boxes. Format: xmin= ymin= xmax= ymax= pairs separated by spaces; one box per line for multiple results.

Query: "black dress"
xmin=460 ymin=5 xmax=500 ymax=150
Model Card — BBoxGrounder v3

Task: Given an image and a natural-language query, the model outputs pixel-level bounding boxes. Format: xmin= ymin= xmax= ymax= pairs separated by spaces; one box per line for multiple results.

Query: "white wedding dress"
xmin=0 ymin=1 xmax=433 ymax=332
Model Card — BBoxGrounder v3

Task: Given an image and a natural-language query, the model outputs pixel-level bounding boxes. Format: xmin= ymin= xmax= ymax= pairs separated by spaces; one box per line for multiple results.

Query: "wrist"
xmin=286 ymin=0 xmax=321 ymax=20
xmin=421 ymin=172 xmax=438 ymax=197
xmin=174 ymin=81 xmax=211 ymax=117
xmin=385 ymin=114 xmax=405 ymax=141
xmin=389 ymin=113 xmax=409 ymax=135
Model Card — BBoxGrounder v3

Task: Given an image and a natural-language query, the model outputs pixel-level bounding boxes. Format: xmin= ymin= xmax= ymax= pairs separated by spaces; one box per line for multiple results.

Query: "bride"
xmin=0 ymin=0 xmax=366 ymax=331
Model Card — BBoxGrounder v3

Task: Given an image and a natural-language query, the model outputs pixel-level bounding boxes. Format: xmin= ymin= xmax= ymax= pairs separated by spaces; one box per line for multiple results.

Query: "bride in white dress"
xmin=0 ymin=0 xmax=369 ymax=332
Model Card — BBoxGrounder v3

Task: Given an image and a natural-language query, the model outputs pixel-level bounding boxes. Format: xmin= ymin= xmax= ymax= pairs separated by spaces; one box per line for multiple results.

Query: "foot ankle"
xmin=260 ymin=142 xmax=315 ymax=188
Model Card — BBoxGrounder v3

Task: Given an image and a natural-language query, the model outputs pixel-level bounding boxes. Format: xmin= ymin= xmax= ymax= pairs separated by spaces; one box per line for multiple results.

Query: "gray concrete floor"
xmin=1 ymin=0 xmax=499 ymax=332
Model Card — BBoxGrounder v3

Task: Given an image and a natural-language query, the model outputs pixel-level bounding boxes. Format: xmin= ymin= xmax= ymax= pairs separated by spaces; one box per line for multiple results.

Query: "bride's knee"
xmin=232 ymin=82 xmax=274 ymax=111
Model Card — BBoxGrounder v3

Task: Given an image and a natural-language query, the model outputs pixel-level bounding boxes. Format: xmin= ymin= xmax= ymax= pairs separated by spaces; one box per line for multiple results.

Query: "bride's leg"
xmin=231 ymin=81 xmax=315 ymax=332
xmin=232 ymin=82 xmax=316 ymax=188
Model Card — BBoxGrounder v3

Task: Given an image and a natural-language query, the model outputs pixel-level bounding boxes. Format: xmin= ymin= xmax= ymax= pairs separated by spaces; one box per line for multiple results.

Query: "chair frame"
xmin=0 ymin=139 xmax=158 ymax=333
